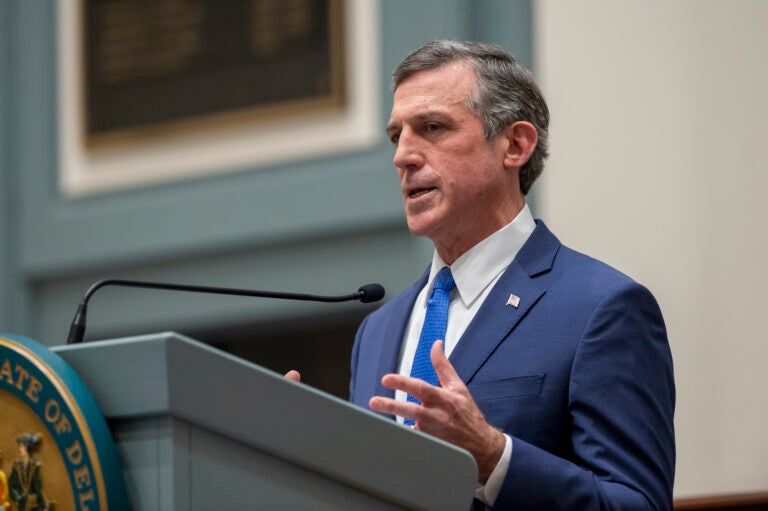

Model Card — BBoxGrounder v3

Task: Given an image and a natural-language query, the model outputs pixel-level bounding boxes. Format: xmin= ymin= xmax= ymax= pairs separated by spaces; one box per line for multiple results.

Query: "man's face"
xmin=387 ymin=63 xmax=521 ymax=262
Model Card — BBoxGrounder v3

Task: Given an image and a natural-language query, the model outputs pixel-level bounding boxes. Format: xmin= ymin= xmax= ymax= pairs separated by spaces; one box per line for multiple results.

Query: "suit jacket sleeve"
xmin=349 ymin=313 xmax=369 ymax=402
xmin=492 ymin=282 xmax=675 ymax=511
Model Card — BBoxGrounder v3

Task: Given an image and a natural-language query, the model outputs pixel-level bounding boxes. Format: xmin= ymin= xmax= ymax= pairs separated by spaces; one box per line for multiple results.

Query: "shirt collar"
xmin=427 ymin=203 xmax=536 ymax=307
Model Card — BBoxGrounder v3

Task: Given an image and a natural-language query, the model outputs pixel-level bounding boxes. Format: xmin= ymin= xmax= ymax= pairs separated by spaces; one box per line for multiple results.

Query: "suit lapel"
xmin=373 ymin=270 xmax=429 ymax=400
xmin=449 ymin=221 xmax=560 ymax=384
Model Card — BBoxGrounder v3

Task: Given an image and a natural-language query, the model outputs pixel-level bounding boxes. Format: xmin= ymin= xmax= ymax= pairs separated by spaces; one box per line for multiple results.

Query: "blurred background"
xmin=0 ymin=0 xmax=765 ymax=500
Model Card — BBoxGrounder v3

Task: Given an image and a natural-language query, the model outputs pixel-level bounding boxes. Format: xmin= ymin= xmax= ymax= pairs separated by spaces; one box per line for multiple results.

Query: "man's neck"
xmin=434 ymin=201 xmax=526 ymax=264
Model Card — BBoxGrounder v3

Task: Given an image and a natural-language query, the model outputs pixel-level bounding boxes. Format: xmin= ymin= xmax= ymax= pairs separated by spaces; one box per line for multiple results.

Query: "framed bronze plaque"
xmin=58 ymin=0 xmax=378 ymax=196
xmin=82 ymin=0 xmax=345 ymax=144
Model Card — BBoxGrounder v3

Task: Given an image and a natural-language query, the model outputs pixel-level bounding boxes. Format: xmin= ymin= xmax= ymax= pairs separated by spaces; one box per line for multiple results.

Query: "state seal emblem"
xmin=0 ymin=335 xmax=129 ymax=510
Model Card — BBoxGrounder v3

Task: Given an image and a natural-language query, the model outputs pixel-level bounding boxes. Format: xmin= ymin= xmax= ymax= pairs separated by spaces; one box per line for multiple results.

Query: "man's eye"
xmin=426 ymin=123 xmax=441 ymax=132
xmin=390 ymin=133 xmax=400 ymax=144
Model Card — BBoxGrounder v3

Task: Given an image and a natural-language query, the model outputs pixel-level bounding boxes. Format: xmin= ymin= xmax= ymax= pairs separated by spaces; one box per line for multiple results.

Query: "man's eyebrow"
xmin=386 ymin=111 xmax=452 ymax=135
xmin=414 ymin=111 xmax=451 ymax=122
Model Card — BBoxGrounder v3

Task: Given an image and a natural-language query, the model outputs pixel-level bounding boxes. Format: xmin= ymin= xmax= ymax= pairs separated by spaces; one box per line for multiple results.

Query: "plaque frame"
xmin=57 ymin=0 xmax=380 ymax=197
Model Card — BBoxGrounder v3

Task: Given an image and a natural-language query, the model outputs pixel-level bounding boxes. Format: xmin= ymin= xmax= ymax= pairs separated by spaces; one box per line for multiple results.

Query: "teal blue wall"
xmin=0 ymin=0 xmax=8 ymax=330
xmin=0 ymin=0 xmax=28 ymax=334
xmin=1 ymin=0 xmax=533 ymax=346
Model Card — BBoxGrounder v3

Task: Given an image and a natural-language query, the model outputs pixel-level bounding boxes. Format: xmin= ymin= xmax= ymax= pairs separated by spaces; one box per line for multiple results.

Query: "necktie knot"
xmin=433 ymin=267 xmax=456 ymax=294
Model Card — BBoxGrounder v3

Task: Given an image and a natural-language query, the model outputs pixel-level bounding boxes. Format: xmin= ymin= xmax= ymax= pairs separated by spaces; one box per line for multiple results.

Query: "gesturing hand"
xmin=368 ymin=340 xmax=505 ymax=483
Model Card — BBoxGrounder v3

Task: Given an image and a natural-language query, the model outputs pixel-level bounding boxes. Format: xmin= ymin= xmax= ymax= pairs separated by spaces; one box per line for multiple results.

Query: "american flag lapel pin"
xmin=506 ymin=293 xmax=520 ymax=308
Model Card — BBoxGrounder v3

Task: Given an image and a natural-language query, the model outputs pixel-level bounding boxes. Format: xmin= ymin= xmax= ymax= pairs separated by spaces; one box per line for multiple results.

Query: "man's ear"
xmin=502 ymin=121 xmax=538 ymax=169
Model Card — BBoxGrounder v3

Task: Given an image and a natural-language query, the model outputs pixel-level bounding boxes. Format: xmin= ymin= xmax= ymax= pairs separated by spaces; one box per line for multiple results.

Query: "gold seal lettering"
xmin=13 ymin=363 xmax=30 ymax=390
xmin=73 ymin=464 xmax=92 ymax=489
xmin=26 ymin=374 xmax=43 ymax=402
xmin=55 ymin=411 xmax=73 ymax=434
xmin=0 ymin=358 xmax=12 ymax=384
xmin=44 ymin=396 xmax=74 ymax=433
xmin=44 ymin=397 xmax=61 ymax=422
xmin=67 ymin=439 xmax=83 ymax=465
xmin=78 ymin=488 xmax=95 ymax=511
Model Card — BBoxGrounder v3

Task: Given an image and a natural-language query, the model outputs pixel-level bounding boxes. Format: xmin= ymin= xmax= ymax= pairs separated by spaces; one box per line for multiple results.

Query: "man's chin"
xmin=404 ymin=218 xmax=432 ymax=238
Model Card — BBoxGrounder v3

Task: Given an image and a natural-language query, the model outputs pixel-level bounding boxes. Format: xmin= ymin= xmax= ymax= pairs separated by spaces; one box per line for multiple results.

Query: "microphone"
xmin=66 ymin=278 xmax=385 ymax=344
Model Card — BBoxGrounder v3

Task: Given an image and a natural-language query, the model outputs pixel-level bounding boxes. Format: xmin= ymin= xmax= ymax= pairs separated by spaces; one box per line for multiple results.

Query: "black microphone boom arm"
xmin=67 ymin=279 xmax=385 ymax=344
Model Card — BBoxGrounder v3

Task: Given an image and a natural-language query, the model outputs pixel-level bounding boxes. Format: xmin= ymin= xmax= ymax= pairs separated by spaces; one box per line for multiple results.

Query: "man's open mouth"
xmin=409 ymin=187 xmax=436 ymax=198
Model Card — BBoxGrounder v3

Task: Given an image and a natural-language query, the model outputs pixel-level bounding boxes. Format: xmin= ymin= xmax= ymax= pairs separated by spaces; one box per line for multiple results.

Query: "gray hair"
xmin=393 ymin=40 xmax=549 ymax=195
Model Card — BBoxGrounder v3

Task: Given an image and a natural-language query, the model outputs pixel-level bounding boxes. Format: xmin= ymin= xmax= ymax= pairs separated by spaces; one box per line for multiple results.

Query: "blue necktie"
xmin=405 ymin=267 xmax=455 ymax=425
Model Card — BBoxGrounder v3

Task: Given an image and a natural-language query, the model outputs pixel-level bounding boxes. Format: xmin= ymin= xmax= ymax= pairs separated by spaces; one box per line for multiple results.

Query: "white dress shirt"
xmin=395 ymin=203 xmax=536 ymax=505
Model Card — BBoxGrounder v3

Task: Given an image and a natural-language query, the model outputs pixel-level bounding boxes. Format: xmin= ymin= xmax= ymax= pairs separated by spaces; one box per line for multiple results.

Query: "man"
xmin=8 ymin=434 xmax=47 ymax=511
xmin=290 ymin=40 xmax=675 ymax=510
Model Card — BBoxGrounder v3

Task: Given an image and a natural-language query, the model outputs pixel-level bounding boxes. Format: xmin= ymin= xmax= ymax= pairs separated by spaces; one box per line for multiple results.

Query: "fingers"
xmin=369 ymin=396 xmax=423 ymax=421
xmin=380 ymin=373 xmax=443 ymax=404
xmin=284 ymin=370 xmax=301 ymax=382
xmin=373 ymin=345 xmax=506 ymax=483
xmin=378 ymin=340 xmax=465 ymax=404
xmin=430 ymin=340 xmax=462 ymax=389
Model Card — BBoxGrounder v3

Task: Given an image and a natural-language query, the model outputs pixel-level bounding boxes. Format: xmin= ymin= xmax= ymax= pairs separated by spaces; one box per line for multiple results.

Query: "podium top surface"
xmin=54 ymin=332 xmax=478 ymax=511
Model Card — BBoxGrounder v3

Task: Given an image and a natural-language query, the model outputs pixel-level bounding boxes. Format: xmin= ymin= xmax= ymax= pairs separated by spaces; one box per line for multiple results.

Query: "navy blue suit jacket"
xmin=349 ymin=221 xmax=675 ymax=510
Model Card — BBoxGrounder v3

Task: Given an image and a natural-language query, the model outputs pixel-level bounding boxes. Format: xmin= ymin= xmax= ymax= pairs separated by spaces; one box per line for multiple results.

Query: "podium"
xmin=52 ymin=333 xmax=478 ymax=511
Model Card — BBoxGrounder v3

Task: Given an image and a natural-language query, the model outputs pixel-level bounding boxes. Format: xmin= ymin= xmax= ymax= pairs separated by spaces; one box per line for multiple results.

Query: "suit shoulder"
xmin=525 ymin=221 xmax=645 ymax=295
xmin=553 ymin=243 xmax=655 ymax=301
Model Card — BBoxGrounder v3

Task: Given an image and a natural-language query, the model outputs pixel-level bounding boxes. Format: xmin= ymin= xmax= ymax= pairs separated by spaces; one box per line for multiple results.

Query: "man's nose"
xmin=393 ymin=130 xmax=425 ymax=170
